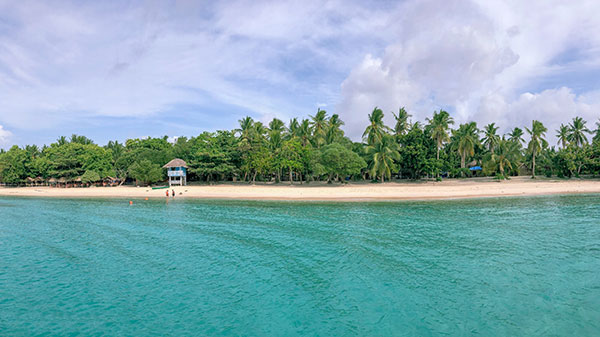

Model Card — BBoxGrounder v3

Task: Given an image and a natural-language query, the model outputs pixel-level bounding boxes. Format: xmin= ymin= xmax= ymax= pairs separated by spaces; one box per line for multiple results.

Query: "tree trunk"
xmin=532 ymin=152 xmax=536 ymax=178
xmin=252 ymin=171 xmax=257 ymax=184
xmin=289 ymin=168 xmax=293 ymax=185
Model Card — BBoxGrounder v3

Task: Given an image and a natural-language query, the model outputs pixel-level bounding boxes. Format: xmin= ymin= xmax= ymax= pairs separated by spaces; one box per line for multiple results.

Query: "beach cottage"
xmin=163 ymin=158 xmax=188 ymax=186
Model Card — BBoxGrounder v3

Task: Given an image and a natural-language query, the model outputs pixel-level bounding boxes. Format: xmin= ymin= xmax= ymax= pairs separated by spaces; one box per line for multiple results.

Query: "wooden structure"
xmin=163 ymin=158 xmax=188 ymax=186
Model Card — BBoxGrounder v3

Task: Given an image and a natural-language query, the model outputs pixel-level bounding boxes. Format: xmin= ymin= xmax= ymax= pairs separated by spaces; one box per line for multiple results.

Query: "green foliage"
xmin=81 ymin=170 xmax=101 ymax=184
xmin=128 ymin=160 xmax=163 ymax=185
xmin=319 ymin=143 xmax=366 ymax=182
xmin=2 ymin=110 xmax=599 ymax=185
xmin=366 ymin=135 xmax=400 ymax=183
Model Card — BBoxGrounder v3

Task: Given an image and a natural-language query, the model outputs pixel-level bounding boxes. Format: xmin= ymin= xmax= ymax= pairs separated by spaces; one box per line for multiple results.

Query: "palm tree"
xmin=507 ymin=127 xmax=525 ymax=145
xmin=298 ymin=119 xmax=312 ymax=147
xmin=287 ymin=118 xmax=300 ymax=138
xmin=326 ymin=114 xmax=344 ymax=144
xmin=489 ymin=138 xmax=521 ymax=178
xmin=594 ymin=119 xmax=600 ymax=144
xmin=309 ymin=108 xmax=328 ymax=147
xmin=366 ymin=135 xmax=400 ymax=183
xmin=452 ymin=122 xmax=479 ymax=169
xmin=525 ymin=120 xmax=548 ymax=178
xmin=482 ymin=123 xmax=500 ymax=153
xmin=236 ymin=116 xmax=254 ymax=141
xmin=556 ymin=124 xmax=569 ymax=149
xmin=567 ymin=116 xmax=591 ymax=147
xmin=268 ymin=118 xmax=285 ymax=134
xmin=56 ymin=136 xmax=68 ymax=146
xmin=253 ymin=122 xmax=268 ymax=141
xmin=363 ymin=107 xmax=391 ymax=145
xmin=426 ymin=109 xmax=454 ymax=160
xmin=392 ymin=107 xmax=411 ymax=136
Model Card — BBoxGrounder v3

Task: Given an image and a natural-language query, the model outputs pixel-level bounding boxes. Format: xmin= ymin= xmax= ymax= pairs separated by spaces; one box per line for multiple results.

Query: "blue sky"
xmin=1 ymin=0 xmax=599 ymax=148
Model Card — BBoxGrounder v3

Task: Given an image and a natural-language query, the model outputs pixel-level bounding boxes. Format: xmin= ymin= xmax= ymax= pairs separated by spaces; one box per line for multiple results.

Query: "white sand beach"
xmin=1 ymin=177 xmax=599 ymax=201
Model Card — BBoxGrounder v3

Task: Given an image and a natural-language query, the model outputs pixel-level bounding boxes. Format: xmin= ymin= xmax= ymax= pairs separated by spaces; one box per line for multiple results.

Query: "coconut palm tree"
xmin=326 ymin=114 xmax=345 ymax=144
xmin=236 ymin=116 xmax=254 ymax=141
xmin=452 ymin=122 xmax=479 ymax=169
xmin=392 ymin=107 xmax=411 ymax=136
xmin=287 ymin=118 xmax=300 ymax=138
xmin=366 ymin=134 xmax=400 ymax=183
xmin=363 ymin=107 xmax=391 ymax=145
xmin=489 ymin=138 xmax=521 ymax=178
xmin=594 ymin=119 xmax=600 ymax=144
xmin=268 ymin=118 xmax=285 ymax=134
xmin=525 ymin=120 xmax=548 ymax=178
xmin=309 ymin=108 xmax=328 ymax=147
xmin=56 ymin=136 xmax=68 ymax=146
xmin=298 ymin=119 xmax=312 ymax=147
xmin=482 ymin=123 xmax=500 ymax=153
xmin=426 ymin=110 xmax=454 ymax=160
xmin=567 ymin=116 xmax=591 ymax=147
xmin=556 ymin=124 xmax=569 ymax=149
xmin=507 ymin=127 xmax=525 ymax=145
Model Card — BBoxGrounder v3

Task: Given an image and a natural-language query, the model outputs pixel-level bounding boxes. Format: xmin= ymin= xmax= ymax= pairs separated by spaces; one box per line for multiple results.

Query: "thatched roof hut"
xmin=163 ymin=158 xmax=188 ymax=168
xmin=48 ymin=178 xmax=57 ymax=184
xmin=57 ymin=177 xmax=67 ymax=184
xmin=26 ymin=177 xmax=35 ymax=183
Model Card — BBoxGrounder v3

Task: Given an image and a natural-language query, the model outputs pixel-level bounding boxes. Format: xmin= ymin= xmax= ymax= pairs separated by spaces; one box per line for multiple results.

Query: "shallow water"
xmin=1 ymin=195 xmax=599 ymax=336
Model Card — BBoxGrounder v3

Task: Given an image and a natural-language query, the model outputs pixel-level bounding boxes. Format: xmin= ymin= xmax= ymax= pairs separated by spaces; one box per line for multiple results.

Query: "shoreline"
xmin=1 ymin=177 xmax=600 ymax=201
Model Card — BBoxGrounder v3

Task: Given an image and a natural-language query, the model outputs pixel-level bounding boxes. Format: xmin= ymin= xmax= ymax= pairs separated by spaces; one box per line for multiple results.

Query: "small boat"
xmin=151 ymin=185 xmax=169 ymax=190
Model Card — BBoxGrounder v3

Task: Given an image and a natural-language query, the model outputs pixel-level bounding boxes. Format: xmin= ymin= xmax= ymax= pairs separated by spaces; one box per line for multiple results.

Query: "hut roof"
xmin=35 ymin=176 xmax=44 ymax=182
xmin=48 ymin=178 xmax=57 ymax=183
xmin=26 ymin=177 xmax=35 ymax=182
xmin=57 ymin=177 xmax=67 ymax=183
xmin=163 ymin=158 xmax=188 ymax=168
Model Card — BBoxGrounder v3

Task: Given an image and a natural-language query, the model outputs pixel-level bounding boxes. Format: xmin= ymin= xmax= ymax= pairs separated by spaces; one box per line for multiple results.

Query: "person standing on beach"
xmin=165 ymin=190 xmax=169 ymax=197
xmin=172 ymin=189 xmax=175 ymax=198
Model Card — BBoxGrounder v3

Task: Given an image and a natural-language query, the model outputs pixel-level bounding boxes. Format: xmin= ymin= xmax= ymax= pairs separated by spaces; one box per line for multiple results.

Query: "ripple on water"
xmin=0 ymin=195 xmax=599 ymax=336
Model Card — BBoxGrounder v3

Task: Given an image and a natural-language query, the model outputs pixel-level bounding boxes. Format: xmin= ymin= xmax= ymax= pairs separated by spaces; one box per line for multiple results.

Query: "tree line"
xmin=1 ymin=108 xmax=600 ymax=185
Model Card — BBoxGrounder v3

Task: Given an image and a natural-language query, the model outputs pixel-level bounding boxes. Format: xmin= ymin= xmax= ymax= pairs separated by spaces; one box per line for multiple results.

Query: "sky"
xmin=1 ymin=0 xmax=599 ymax=149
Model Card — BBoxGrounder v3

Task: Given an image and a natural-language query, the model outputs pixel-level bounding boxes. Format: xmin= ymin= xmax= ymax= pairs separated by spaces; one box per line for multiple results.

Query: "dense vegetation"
xmin=1 ymin=108 xmax=600 ymax=185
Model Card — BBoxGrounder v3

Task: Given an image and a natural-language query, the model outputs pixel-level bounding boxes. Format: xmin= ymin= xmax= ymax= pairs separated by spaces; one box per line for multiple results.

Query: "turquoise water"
xmin=1 ymin=195 xmax=599 ymax=336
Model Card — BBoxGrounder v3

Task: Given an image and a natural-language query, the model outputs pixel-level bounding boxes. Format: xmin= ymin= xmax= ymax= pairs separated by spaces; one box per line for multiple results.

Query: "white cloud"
xmin=0 ymin=125 xmax=12 ymax=147
xmin=0 ymin=0 xmax=393 ymax=132
xmin=336 ymin=0 xmax=600 ymax=142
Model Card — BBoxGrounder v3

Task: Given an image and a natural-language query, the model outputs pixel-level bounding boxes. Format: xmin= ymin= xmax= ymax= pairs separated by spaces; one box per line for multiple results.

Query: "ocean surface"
xmin=1 ymin=195 xmax=599 ymax=336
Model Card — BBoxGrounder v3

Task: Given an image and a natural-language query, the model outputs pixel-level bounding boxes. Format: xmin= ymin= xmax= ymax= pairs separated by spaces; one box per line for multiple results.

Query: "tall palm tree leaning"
xmin=556 ymin=124 xmax=569 ymax=149
xmin=236 ymin=116 xmax=254 ymax=141
xmin=567 ymin=116 xmax=591 ymax=147
xmin=453 ymin=122 xmax=479 ymax=169
xmin=426 ymin=109 xmax=454 ymax=160
xmin=366 ymin=135 xmax=400 ymax=183
xmin=392 ymin=107 xmax=412 ymax=136
xmin=525 ymin=120 xmax=548 ymax=179
xmin=482 ymin=123 xmax=500 ymax=153
xmin=363 ymin=107 xmax=391 ymax=145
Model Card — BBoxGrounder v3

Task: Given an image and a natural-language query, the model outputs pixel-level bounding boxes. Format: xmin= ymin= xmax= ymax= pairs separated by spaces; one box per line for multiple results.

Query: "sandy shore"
xmin=1 ymin=177 xmax=600 ymax=201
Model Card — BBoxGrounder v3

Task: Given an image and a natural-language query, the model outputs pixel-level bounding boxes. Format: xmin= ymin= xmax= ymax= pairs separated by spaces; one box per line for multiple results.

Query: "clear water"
xmin=1 ymin=195 xmax=599 ymax=336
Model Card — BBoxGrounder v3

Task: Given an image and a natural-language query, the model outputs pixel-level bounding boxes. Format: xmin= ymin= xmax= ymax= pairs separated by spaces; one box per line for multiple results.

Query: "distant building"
xmin=163 ymin=158 xmax=187 ymax=186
